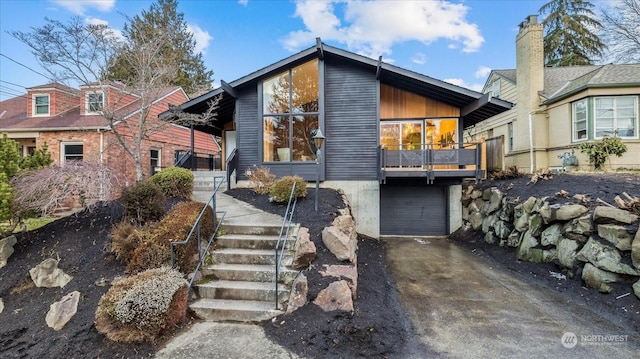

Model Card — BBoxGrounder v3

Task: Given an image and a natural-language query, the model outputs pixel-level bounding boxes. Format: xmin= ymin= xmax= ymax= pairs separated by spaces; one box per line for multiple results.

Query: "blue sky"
xmin=0 ymin=0 xmax=600 ymax=101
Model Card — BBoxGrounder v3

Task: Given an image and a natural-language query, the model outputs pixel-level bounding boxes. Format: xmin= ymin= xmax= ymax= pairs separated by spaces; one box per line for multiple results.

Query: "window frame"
xmin=508 ymin=122 xmax=514 ymax=152
xmin=85 ymin=91 xmax=104 ymax=115
xmin=571 ymin=98 xmax=589 ymax=142
xmin=60 ymin=142 xmax=84 ymax=164
xmin=487 ymin=79 xmax=501 ymax=99
xmin=150 ymin=148 xmax=161 ymax=174
xmin=32 ymin=93 xmax=50 ymax=116
xmin=593 ymin=96 xmax=638 ymax=139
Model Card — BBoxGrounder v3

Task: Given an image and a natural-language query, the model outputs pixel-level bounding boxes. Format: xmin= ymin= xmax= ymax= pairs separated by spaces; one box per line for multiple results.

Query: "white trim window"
xmin=61 ymin=142 xmax=83 ymax=163
xmin=594 ymin=96 xmax=637 ymax=138
xmin=572 ymin=99 xmax=588 ymax=141
xmin=32 ymin=94 xmax=50 ymax=116
xmin=85 ymin=91 xmax=104 ymax=114
xmin=150 ymin=148 xmax=161 ymax=175
xmin=486 ymin=80 xmax=501 ymax=99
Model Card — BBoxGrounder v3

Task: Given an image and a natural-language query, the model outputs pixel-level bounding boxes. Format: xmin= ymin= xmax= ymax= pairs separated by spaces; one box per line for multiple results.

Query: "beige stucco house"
xmin=469 ymin=15 xmax=640 ymax=172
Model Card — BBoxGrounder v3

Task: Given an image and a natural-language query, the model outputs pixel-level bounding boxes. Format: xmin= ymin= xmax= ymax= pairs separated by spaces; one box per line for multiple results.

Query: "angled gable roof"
xmin=544 ymin=64 xmax=640 ymax=103
xmin=161 ymin=41 xmax=513 ymax=134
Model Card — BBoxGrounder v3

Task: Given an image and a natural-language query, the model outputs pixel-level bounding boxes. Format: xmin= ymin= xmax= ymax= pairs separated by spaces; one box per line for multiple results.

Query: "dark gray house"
xmin=163 ymin=41 xmax=512 ymax=238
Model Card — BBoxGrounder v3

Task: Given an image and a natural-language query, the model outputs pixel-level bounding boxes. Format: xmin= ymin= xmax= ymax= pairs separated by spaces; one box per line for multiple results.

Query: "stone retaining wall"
xmin=461 ymin=185 xmax=640 ymax=298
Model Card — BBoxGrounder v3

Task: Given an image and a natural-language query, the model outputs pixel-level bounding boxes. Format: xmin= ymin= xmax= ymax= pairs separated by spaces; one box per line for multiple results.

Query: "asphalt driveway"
xmin=384 ymin=237 xmax=639 ymax=358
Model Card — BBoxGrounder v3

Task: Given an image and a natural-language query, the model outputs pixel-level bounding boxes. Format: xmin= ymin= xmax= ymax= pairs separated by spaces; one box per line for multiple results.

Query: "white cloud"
xmin=187 ymin=24 xmax=213 ymax=54
xmin=474 ymin=66 xmax=491 ymax=79
xmin=411 ymin=52 xmax=427 ymax=65
xmin=238 ymin=0 xmax=248 ymax=6
xmin=282 ymin=0 xmax=484 ymax=58
xmin=443 ymin=78 xmax=483 ymax=92
xmin=84 ymin=17 xmax=124 ymax=40
xmin=51 ymin=0 xmax=115 ymax=15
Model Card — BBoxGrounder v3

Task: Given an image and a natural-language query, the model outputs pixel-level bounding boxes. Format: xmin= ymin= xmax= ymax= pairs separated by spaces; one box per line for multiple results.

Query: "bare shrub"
xmin=246 ymin=166 xmax=276 ymax=195
xmin=11 ymin=161 xmax=117 ymax=217
xmin=94 ymin=266 xmax=188 ymax=343
xmin=489 ymin=166 xmax=525 ymax=180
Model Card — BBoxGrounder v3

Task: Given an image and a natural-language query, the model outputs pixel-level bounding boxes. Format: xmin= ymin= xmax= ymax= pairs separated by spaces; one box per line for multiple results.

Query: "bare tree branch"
xmin=600 ymin=0 xmax=640 ymax=63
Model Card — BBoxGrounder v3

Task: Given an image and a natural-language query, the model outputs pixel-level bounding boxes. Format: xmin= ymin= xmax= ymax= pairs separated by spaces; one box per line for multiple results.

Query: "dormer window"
xmin=86 ymin=91 xmax=104 ymax=114
xmin=33 ymin=94 xmax=50 ymax=116
xmin=486 ymin=80 xmax=501 ymax=99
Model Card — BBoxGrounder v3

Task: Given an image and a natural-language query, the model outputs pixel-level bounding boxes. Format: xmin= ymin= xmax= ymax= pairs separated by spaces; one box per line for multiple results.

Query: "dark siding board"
xmin=236 ymin=88 xmax=259 ymax=179
xmin=380 ymin=185 xmax=447 ymax=236
xmin=325 ymin=59 xmax=379 ymax=181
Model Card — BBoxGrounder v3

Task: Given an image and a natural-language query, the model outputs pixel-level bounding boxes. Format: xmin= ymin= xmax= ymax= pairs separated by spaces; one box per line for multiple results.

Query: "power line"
xmin=0 ymin=79 xmax=27 ymax=89
xmin=0 ymin=53 xmax=52 ymax=81
xmin=0 ymin=89 xmax=29 ymax=100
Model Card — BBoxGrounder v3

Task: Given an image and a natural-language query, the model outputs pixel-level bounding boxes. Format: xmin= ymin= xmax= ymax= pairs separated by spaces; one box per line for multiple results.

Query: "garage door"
xmin=380 ymin=185 xmax=447 ymax=236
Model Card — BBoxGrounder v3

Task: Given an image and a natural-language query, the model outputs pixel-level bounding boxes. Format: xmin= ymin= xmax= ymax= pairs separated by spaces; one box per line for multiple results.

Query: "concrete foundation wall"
xmin=324 ymin=180 xmax=380 ymax=239
xmin=449 ymin=185 xmax=462 ymax=233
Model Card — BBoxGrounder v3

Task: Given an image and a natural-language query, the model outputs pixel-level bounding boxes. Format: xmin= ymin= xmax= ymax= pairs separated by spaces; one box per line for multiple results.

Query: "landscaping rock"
xmin=632 ymin=229 xmax=640 ymax=269
xmin=513 ymin=204 xmax=530 ymax=232
xmin=291 ymin=227 xmax=316 ymax=269
xmin=554 ymin=204 xmax=588 ymax=221
xmin=313 ymin=280 xmax=354 ymax=313
xmin=0 ymin=235 xmax=17 ymax=269
xmin=582 ymin=263 xmax=621 ymax=293
xmin=576 ymin=238 xmax=640 ymax=276
xmin=517 ymin=230 xmax=541 ymax=262
xmin=556 ymin=237 xmax=580 ymax=269
xmin=286 ymin=274 xmax=308 ymax=315
xmin=634 ymin=279 xmax=640 ymax=300
xmin=481 ymin=213 xmax=497 ymax=234
xmin=537 ymin=201 xmax=552 ymax=223
xmin=469 ymin=211 xmax=483 ymax=230
xmin=597 ymin=224 xmax=632 ymax=251
xmin=540 ymin=223 xmax=563 ymax=246
xmin=29 ymin=258 xmax=73 ymax=288
xmin=45 ymin=291 xmax=80 ymax=331
xmin=322 ymin=226 xmax=357 ymax=264
xmin=319 ymin=264 xmax=358 ymax=298
xmin=522 ymin=197 xmax=537 ymax=214
xmin=481 ymin=188 xmax=503 ymax=215
xmin=528 ymin=213 xmax=544 ymax=237
xmin=507 ymin=230 xmax=521 ymax=248
xmin=0 ymin=298 xmax=3 ymax=314
xmin=493 ymin=220 xmax=513 ymax=240
xmin=498 ymin=199 xmax=514 ymax=222
xmin=593 ymin=206 xmax=639 ymax=225
xmin=485 ymin=231 xmax=497 ymax=244
xmin=562 ymin=215 xmax=591 ymax=242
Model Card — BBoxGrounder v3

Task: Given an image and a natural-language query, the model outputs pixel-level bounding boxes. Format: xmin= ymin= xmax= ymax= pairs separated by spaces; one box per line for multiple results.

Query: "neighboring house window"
xmin=33 ymin=94 xmax=50 ymax=116
xmin=508 ymin=122 xmax=514 ymax=152
xmin=487 ymin=80 xmax=501 ymax=98
xmin=61 ymin=142 xmax=83 ymax=163
xmin=86 ymin=91 xmax=104 ymax=114
xmin=594 ymin=96 xmax=637 ymax=138
xmin=572 ymin=99 xmax=588 ymax=141
xmin=263 ymin=59 xmax=319 ymax=162
xmin=150 ymin=148 xmax=160 ymax=175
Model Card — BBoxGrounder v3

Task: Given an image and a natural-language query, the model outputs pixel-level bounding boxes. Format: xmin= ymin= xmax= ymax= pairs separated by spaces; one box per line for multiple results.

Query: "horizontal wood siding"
xmin=325 ymin=59 xmax=379 ymax=180
xmin=236 ymin=87 xmax=259 ymax=179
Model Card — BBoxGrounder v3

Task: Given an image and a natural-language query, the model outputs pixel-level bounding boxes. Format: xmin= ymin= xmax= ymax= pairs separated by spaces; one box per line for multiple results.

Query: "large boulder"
xmin=498 ymin=198 xmax=515 ymax=222
xmin=0 ymin=235 xmax=17 ymax=269
xmin=494 ymin=220 xmax=514 ymax=240
xmin=582 ymin=263 xmax=622 ymax=293
xmin=313 ymin=280 xmax=354 ymax=313
xmin=632 ymin=229 xmax=640 ymax=269
xmin=562 ymin=215 xmax=592 ymax=242
xmin=46 ymin=291 xmax=81 ymax=331
xmin=286 ymin=274 xmax=308 ymax=314
xmin=540 ymin=223 xmax=563 ymax=246
xmin=554 ymin=204 xmax=589 ymax=221
xmin=322 ymin=226 xmax=357 ymax=263
xmin=576 ymin=238 xmax=640 ymax=276
xmin=507 ymin=230 xmax=522 ymax=248
xmin=319 ymin=264 xmax=358 ymax=298
xmin=481 ymin=188 xmax=503 ymax=215
xmin=593 ymin=206 xmax=639 ymax=225
xmin=481 ymin=213 xmax=498 ymax=234
xmin=513 ymin=204 xmax=530 ymax=233
xmin=556 ymin=237 xmax=581 ymax=269
xmin=528 ymin=214 xmax=544 ymax=237
xmin=517 ymin=230 xmax=543 ymax=262
xmin=290 ymin=227 xmax=316 ymax=269
xmin=29 ymin=258 xmax=73 ymax=288
xmin=597 ymin=224 xmax=633 ymax=251
xmin=468 ymin=211 xmax=483 ymax=230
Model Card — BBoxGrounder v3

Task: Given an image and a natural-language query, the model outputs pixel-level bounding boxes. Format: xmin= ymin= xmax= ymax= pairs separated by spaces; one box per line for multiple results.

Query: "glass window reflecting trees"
xmin=263 ymin=59 xmax=319 ymax=162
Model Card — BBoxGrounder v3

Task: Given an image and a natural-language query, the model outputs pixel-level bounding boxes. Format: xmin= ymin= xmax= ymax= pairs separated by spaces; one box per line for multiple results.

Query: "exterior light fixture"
xmin=312 ymin=128 xmax=325 ymax=212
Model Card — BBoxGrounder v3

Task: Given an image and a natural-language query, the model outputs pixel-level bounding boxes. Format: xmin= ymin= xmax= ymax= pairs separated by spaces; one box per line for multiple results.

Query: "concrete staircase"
xmin=192 ymin=170 xmax=227 ymax=192
xmin=189 ymin=222 xmax=301 ymax=322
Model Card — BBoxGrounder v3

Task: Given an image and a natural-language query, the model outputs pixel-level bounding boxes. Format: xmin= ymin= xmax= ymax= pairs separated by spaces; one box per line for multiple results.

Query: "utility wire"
xmin=0 ymin=53 xmax=52 ymax=81
xmin=0 ymin=79 xmax=27 ymax=89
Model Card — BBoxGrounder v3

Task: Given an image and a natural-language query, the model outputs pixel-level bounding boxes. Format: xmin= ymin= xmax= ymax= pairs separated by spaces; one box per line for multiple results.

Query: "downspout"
xmin=98 ymin=129 xmax=104 ymax=163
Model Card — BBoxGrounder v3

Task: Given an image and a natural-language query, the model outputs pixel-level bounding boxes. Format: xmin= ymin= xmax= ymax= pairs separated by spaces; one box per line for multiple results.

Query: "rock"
xmin=576 ymin=238 xmax=640 ymax=276
xmin=522 ymin=197 xmax=537 ymax=214
xmin=332 ymin=214 xmax=356 ymax=230
xmin=469 ymin=211 xmax=483 ymax=230
xmin=634 ymin=279 xmax=640 ymax=299
xmin=470 ymin=189 xmax=482 ymax=200
xmin=557 ymin=237 xmax=580 ymax=269
xmin=562 ymin=215 xmax=592 ymax=242
xmin=513 ymin=204 xmax=530 ymax=232
xmin=29 ymin=258 xmax=73 ymax=288
xmin=542 ymin=249 xmax=557 ymax=263
xmin=291 ymin=227 xmax=316 ymax=269
xmin=528 ymin=214 xmax=544 ymax=237
xmin=538 ymin=202 xmax=552 ymax=223
xmin=540 ymin=223 xmax=563 ymax=246
xmin=582 ymin=263 xmax=621 ymax=293
xmin=498 ymin=199 xmax=514 ymax=222
xmin=46 ymin=291 xmax=80 ymax=330
xmin=320 ymin=264 xmax=358 ymax=298
xmin=481 ymin=187 xmax=494 ymax=201
xmin=632 ymin=229 xmax=640 ymax=268
xmin=286 ymin=274 xmax=308 ymax=314
xmin=517 ymin=230 xmax=541 ymax=262
xmin=494 ymin=220 xmax=514 ymax=240
xmin=593 ymin=206 xmax=639 ymax=225
xmin=481 ymin=213 xmax=497 ymax=234
xmin=554 ymin=204 xmax=589 ymax=221
xmin=0 ymin=298 xmax=3 ymax=314
xmin=597 ymin=224 xmax=632 ymax=251
xmin=462 ymin=206 xmax=470 ymax=221
xmin=0 ymin=235 xmax=17 ymax=269
xmin=322 ymin=226 xmax=357 ymax=263
xmin=485 ymin=231 xmax=497 ymax=244
xmin=481 ymin=188 xmax=503 ymax=215
xmin=507 ymin=230 xmax=521 ymax=248
xmin=313 ymin=280 xmax=354 ymax=313
xmin=468 ymin=201 xmax=480 ymax=213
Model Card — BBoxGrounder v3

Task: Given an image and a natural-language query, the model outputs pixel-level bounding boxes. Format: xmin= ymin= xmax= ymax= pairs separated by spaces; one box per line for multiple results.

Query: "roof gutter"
xmin=542 ymin=82 xmax=640 ymax=105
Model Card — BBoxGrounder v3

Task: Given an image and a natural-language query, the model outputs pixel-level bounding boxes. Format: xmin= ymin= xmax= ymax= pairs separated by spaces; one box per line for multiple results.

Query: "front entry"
xmin=380 ymin=184 xmax=447 ymax=236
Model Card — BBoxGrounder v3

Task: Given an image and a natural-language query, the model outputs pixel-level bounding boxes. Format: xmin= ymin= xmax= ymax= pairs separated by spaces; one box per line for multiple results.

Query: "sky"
xmin=0 ymin=0 xmax=611 ymax=101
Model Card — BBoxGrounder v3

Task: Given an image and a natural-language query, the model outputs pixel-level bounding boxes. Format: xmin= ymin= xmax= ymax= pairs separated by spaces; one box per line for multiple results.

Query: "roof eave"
xmin=542 ymin=82 xmax=640 ymax=105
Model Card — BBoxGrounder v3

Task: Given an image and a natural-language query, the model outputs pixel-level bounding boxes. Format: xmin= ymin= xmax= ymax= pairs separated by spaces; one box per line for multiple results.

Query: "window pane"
xmin=292 ymin=115 xmax=319 ymax=161
xmin=264 ymin=116 xmax=290 ymax=162
xmin=88 ymin=93 xmax=103 ymax=112
xmin=381 ymin=123 xmax=400 ymax=150
xmin=35 ymin=95 xmax=49 ymax=114
xmin=63 ymin=144 xmax=83 ymax=162
xmin=263 ymin=71 xmax=290 ymax=115
xmin=402 ymin=122 xmax=422 ymax=150
xmin=291 ymin=59 xmax=319 ymax=114
xmin=426 ymin=119 xmax=458 ymax=148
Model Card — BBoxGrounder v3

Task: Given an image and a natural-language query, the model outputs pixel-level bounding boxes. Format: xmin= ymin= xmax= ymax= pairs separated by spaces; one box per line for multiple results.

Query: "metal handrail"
xmin=226 ymin=148 xmax=238 ymax=188
xmin=274 ymin=182 xmax=298 ymax=310
xmin=170 ymin=176 xmax=226 ymax=297
xmin=174 ymin=149 xmax=192 ymax=167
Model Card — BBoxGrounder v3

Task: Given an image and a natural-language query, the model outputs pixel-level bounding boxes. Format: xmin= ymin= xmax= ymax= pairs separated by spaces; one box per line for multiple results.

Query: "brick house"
xmin=0 ymin=82 xmax=220 ymax=191
xmin=468 ymin=15 xmax=640 ymax=172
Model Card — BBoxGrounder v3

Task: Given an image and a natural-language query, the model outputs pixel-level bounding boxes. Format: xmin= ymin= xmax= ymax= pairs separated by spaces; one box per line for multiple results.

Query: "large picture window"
xmin=263 ymin=59 xmax=319 ymax=162
xmin=572 ymin=99 xmax=588 ymax=141
xmin=594 ymin=96 xmax=637 ymax=138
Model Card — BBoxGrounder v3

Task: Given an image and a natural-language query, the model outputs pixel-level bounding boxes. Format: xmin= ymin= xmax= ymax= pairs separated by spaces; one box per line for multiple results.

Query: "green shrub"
xmin=94 ymin=266 xmax=188 ymax=343
xmin=114 ymin=201 xmax=215 ymax=273
xmin=121 ymin=182 xmax=166 ymax=224
xmin=269 ymin=175 xmax=307 ymax=203
xmin=149 ymin=167 xmax=194 ymax=198
xmin=245 ymin=166 xmax=276 ymax=195
xmin=577 ymin=132 xmax=628 ymax=170
xmin=19 ymin=142 xmax=53 ymax=170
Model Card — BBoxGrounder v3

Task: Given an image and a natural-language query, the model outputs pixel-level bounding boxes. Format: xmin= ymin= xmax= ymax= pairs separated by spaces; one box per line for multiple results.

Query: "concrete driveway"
xmin=384 ymin=237 xmax=639 ymax=358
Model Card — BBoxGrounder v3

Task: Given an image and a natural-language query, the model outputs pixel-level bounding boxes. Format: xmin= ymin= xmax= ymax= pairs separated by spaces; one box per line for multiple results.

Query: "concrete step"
xmin=202 ymin=263 xmax=299 ymax=283
xmin=195 ymin=280 xmax=290 ymax=302
xmin=211 ymin=248 xmax=292 ymax=265
xmin=190 ymin=298 xmax=284 ymax=322
xmin=222 ymin=223 xmax=292 ymax=236
xmin=216 ymin=234 xmax=293 ymax=250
